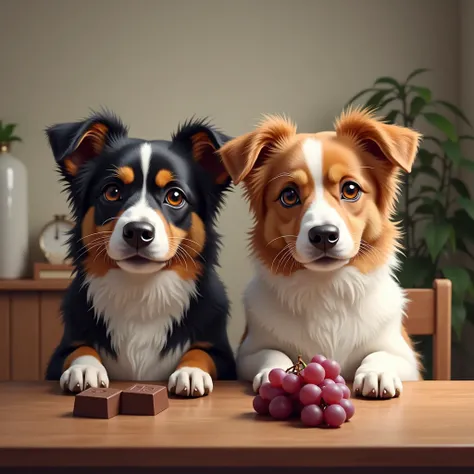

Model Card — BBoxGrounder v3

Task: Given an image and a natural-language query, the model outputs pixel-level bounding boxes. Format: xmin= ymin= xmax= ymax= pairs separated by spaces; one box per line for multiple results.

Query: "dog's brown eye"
xmin=103 ymin=185 xmax=122 ymax=202
xmin=165 ymin=188 xmax=186 ymax=208
xmin=341 ymin=181 xmax=361 ymax=202
xmin=279 ymin=187 xmax=300 ymax=208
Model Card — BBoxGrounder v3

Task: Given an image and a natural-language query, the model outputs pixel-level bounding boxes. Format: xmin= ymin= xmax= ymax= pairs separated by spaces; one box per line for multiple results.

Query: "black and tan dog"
xmin=45 ymin=111 xmax=236 ymax=397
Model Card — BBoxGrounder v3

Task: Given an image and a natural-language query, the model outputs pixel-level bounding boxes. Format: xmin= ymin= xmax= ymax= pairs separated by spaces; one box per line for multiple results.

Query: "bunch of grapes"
xmin=252 ymin=355 xmax=355 ymax=428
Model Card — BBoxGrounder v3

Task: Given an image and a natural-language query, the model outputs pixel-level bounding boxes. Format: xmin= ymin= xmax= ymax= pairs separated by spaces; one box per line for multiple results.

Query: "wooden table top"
xmin=1 ymin=381 xmax=474 ymax=468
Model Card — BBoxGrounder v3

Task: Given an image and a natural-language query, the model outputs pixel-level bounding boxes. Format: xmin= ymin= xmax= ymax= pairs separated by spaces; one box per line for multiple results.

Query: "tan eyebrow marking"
xmin=268 ymin=170 xmax=309 ymax=185
xmin=328 ymin=164 xmax=347 ymax=184
xmin=115 ymin=166 xmax=134 ymax=184
xmin=156 ymin=169 xmax=174 ymax=188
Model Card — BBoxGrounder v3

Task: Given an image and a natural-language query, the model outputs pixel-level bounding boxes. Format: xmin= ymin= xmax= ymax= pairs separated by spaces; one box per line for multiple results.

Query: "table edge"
xmin=1 ymin=446 xmax=474 ymax=468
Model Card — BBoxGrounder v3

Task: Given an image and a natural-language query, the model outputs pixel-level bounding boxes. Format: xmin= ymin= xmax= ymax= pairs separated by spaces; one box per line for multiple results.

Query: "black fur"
xmin=45 ymin=110 xmax=236 ymax=386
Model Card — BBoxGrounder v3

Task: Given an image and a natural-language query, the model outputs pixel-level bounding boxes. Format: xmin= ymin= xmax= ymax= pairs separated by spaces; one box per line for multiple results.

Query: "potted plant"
xmin=0 ymin=121 xmax=28 ymax=279
xmin=0 ymin=121 xmax=22 ymax=152
xmin=344 ymin=69 xmax=474 ymax=378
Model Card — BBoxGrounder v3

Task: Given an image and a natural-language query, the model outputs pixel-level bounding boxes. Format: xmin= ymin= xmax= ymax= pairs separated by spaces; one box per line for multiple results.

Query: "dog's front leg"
xmin=237 ymin=348 xmax=294 ymax=393
xmin=353 ymin=328 xmax=420 ymax=399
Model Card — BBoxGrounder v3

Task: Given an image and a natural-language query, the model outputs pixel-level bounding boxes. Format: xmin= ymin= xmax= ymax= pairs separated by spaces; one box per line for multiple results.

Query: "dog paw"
xmin=353 ymin=371 xmax=402 ymax=399
xmin=60 ymin=364 xmax=109 ymax=393
xmin=252 ymin=369 xmax=272 ymax=393
xmin=168 ymin=367 xmax=213 ymax=397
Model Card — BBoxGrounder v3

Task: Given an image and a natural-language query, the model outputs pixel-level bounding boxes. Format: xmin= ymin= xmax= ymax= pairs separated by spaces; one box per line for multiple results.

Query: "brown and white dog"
xmin=219 ymin=108 xmax=422 ymax=398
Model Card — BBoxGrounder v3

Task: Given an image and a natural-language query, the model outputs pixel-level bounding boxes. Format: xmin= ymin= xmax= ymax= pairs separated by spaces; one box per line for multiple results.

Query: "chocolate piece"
xmin=73 ymin=387 xmax=122 ymax=419
xmin=120 ymin=384 xmax=169 ymax=416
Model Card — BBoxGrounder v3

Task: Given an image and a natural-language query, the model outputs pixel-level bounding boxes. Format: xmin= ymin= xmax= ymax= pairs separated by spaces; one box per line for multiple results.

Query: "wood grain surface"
xmin=1 ymin=381 xmax=474 ymax=468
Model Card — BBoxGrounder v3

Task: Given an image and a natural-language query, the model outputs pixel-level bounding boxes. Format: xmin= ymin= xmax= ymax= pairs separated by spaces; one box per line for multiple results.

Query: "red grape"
xmin=259 ymin=382 xmax=285 ymax=401
xmin=253 ymin=395 xmax=270 ymax=415
xmin=320 ymin=378 xmax=335 ymax=388
xmin=311 ymin=354 xmax=327 ymax=365
xmin=299 ymin=384 xmax=322 ymax=406
xmin=337 ymin=383 xmax=351 ymax=399
xmin=269 ymin=395 xmax=293 ymax=420
xmin=282 ymin=373 xmax=302 ymax=394
xmin=301 ymin=404 xmax=324 ymax=427
xmin=339 ymin=398 xmax=355 ymax=420
xmin=321 ymin=384 xmax=343 ymax=405
xmin=335 ymin=375 xmax=346 ymax=384
xmin=268 ymin=368 xmax=286 ymax=388
xmin=324 ymin=404 xmax=346 ymax=427
xmin=301 ymin=363 xmax=325 ymax=385
xmin=322 ymin=359 xmax=341 ymax=380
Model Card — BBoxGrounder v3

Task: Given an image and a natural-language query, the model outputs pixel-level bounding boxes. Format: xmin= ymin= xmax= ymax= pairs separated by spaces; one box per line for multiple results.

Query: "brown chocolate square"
xmin=73 ymin=387 xmax=122 ymax=419
xmin=120 ymin=384 xmax=169 ymax=416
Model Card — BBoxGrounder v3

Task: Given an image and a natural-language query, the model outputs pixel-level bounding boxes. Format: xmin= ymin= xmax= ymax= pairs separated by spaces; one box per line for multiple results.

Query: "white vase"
xmin=0 ymin=143 xmax=28 ymax=279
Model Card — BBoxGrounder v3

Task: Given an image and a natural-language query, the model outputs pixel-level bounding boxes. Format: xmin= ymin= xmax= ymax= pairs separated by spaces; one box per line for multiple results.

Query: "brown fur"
xmin=81 ymin=207 xmax=120 ymax=277
xmin=115 ymin=166 xmax=134 ymax=184
xmin=63 ymin=123 xmax=109 ymax=177
xmin=176 ymin=348 xmax=217 ymax=379
xmin=191 ymin=131 xmax=228 ymax=184
xmin=165 ymin=212 xmax=206 ymax=281
xmin=156 ymin=169 xmax=174 ymax=188
xmin=63 ymin=346 xmax=101 ymax=370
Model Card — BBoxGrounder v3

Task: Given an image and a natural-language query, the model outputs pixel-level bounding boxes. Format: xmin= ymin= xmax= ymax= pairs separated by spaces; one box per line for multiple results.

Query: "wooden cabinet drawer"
xmin=0 ymin=281 xmax=68 ymax=381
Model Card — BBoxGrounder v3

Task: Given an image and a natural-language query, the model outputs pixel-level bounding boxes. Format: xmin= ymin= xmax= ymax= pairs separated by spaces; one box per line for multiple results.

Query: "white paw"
xmin=253 ymin=368 xmax=272 ymax=393
xmin=168 ymin=367 xmax=213 ymax=397
xmin=60 ymin=364 xmax=109 ymax=393
xmin=353 ymin=370 xmax=402 ymax=399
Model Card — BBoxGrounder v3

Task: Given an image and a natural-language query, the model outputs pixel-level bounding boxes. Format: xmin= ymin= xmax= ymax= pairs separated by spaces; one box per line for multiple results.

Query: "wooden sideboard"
xmin=0 ymin=280 xmax=69 ymax=381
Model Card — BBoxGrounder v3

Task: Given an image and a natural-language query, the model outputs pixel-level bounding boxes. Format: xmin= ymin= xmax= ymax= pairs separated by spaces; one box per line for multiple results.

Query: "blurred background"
xmin=1 ymin=0 xmax=473 ymax=380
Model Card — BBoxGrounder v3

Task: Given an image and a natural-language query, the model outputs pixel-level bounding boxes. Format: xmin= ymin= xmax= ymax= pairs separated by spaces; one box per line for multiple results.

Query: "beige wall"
xmin=0 ymin=0 xmax=460 ymax=349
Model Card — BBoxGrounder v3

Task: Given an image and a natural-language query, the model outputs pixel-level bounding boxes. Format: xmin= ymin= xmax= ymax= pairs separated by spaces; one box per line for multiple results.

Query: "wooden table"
xmin=1 ymin=381 xmax=474 ymax=473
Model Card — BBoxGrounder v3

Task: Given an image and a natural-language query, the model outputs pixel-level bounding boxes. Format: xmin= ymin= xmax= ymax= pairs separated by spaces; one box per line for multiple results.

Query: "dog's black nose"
xmin=308 ymin=225 xmax=339 ymax=251
xmin=122 ymin=222 xmax=155 ymax=249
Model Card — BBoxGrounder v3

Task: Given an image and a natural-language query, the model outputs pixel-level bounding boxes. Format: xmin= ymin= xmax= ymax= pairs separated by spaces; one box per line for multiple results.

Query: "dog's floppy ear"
xmin=335 ymin=108 xmax=421 ymax=173
xmin=171 ymin=119 xmax=232 ymax=185
xmin=46 ymin=111 xmax=128 ymax=178
xmin=218 ymin=115 xmax=297 ymax=185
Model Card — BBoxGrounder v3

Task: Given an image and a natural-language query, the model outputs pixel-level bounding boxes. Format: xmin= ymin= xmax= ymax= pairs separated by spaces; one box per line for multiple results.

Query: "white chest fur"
xmin=85 ymin=269 xmax=196 ymax=381
xmin=244 ymin=259 xmax=407 ymax=378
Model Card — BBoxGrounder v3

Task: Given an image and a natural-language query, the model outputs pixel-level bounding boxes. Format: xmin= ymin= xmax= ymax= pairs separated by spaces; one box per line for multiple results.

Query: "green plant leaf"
xmin=459 ymin=158 xmax=474 ymax=172
xmin=414 ymin=203 xmax=438 ymax=214
xmin=411 ymin=165 xmax=440 ymax=181
xmin=442 ymin=266 xmax=472 ymax=296
xmin=406 ymin=68 xmax=430 ymax=83
xmin=374 ymin=76 xmax=401 ymax=88
xmin=410 ymin=86 xmax=432 ymax=103
xmin=384 ymin=110 xmax=399 ymax=124
xmin=2 ymin=123 xmax=16 ymax=138
xmin=458 ymin=197 xmax=474 ymax=220
xmin=450 ymin=209 xmax=474 ymax=242
xmin=363 ymin=89 xmax=394 ymax=111
xmin=345 ymin=88 xmax=380 ymax=108
xmin=433 ymin=100 xmax=472 ymax=128
xmin=424 ymin=221 xmax=452 ymax=261
xmin=398 ymin=256 xmax=432 ymax=288
xmin=419 ymin=185 xmax=437 ymax=194
xmin=451 ymin=178 xmax=470 ymax=198
xmin=417 ymin=148 xmax=436 ymax=166
xmin=8 ymin=136 xmax=22 ymax=143
xmin=452 ymin=302 xmax=466 ymax=340
xmin=423 ymin=113 xmax=457 ymax=141
xmin=409 ymin=96 xmax=426 ymax=118
xmin=456 ymin=238 xmax=474 ymax=259
xmin=442 ymin=140 xmax=462 ymax=165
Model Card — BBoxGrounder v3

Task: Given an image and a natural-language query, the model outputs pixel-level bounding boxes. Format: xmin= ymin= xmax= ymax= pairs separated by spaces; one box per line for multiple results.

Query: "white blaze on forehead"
xmin=295 ymin=138 xmax=354 ymax=261
xmin=140 ymin=142 xmax=152 ymax=201
xmin=302 ymin=138 xmax=324 ymax=199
